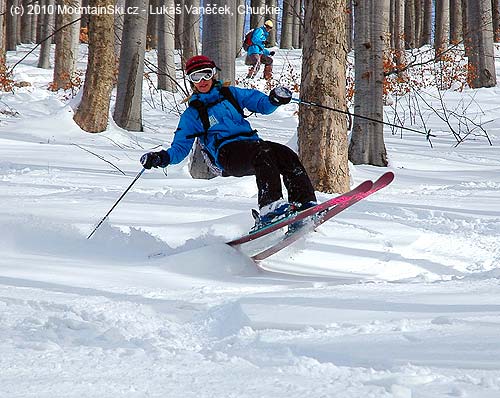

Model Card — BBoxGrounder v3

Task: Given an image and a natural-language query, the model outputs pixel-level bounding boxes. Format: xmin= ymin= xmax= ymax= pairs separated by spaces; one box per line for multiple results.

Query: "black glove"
xmin=269 ymin=51 xmax=275 ymax=56
xmin=269 ymin=86 xmax=292 ymax=106
xmin=140 ymin=150 xmax=170 ymax=169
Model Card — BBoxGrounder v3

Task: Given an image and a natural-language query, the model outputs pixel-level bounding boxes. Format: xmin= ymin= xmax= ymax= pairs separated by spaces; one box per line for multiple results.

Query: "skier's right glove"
xmin=269 ymin=86 xmax=292 ymax=106
xmin=140 ymin=150 xmax=170 ymax=169
xmin=269 ymin=51 xmax=275 ymax=56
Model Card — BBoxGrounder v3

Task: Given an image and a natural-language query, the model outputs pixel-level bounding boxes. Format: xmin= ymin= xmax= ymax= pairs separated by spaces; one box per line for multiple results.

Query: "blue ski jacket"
xmin=166 ymin=82 xmax=278 ymax=170
xmin=247 ymin=26 xmax=271 ymax=56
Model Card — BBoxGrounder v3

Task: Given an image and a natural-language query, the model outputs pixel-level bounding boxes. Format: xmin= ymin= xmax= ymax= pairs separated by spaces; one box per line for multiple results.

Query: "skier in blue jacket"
xmin=246 ymin=19 xmax=275 ymax=80
xmin=140 ymin=55 xmax=316 ymax=230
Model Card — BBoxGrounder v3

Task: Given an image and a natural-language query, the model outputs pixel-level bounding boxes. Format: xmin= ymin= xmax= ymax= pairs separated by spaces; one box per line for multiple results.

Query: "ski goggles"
xmin=187 ymin=67 xmax=216 ymax=83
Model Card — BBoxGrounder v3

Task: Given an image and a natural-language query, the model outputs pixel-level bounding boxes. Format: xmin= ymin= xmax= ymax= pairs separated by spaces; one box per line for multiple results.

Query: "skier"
xmin=140 ymin=55 xmax=316 ymax=230
xmin=245 ymin=19 xmax=275 ymax=80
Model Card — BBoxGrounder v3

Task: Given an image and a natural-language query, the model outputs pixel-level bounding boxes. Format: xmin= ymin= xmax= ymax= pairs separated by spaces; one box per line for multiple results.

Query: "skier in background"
xmin=245 ymin=19 xmax=275 ymax=80
xmin=140 ymin=55 xmax=316 ymax=231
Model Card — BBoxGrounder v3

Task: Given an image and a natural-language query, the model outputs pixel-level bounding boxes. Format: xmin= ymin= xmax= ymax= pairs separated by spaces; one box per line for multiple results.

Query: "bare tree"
xmin=393 ymin=0 xmax=407 ymax=68
xmin=113 ymin=0 xmax=125 ymax=61
xmin=346 ymin=0 xmax=353 ymax=52
xmin=414 ymin=0 xmax=422 ymax=46
xmin=147 ymin=0 xmax=158 ymax=50
xmin=181 ymin=0 xmax=200 ymax=64
xmin=421 ymin=0 xmax=433 ymax=45
xmin=52 ymin=0 xmax=81 ymax=90
xmin=298 ymin=0 xmax=349 ymax=193
xmin=6 ymin=0 xmax=19 ymax=51
xmin=38 ymin=0 xmax=56 ymax=69
xmin=20 ymin=0 xmax=32 ymax=43
xmin=74 ymin=0 xmax=115 ymax=133
xmin=450 ymin=0 xmax=463 ymax=43
xmin=404 ymin=0 xmax=415 ymax=48
xmin=281 ymin=0 xmax=293 ymax=48
xmin=113 ymin=0 xmax=149 ymax=131
xmin=157 ymin=0 xmax=177 ymax=92
xmin=0 ymin=0 xmax=6 ymax=68
xmin=349 ymin=0 xmax=388 ymax=167
xmin=265 ymin=0 xmax=277 ymax=46
xmin=250 ymin=0 xmax=265 ymax=28
xmin=435 ymin=0 xmax=450 ymax=58
xmin=493 ymin=0 xmax=500 ymax=42
xmin=236 ymin=0 xmax=245 ymax=56
xmin=292 ymin=0 xmax=301 ymax=48
xmin=467 ymin=0 xmax=497 ymax=88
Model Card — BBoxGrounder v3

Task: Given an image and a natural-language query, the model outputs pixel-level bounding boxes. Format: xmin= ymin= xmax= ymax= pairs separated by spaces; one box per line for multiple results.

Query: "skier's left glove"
xmin=140 ymin=150 xmax=170 ymax=169
xmin=269 ymin=86 xmax=292 ymax=106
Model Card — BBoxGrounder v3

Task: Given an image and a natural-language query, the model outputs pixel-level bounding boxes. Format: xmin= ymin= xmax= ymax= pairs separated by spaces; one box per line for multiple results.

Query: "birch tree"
xmin=74 ymin=0 xmax=115 ymax=133
xmin=298 ymin=0 xmax=349 ymax=193
xmin=348 ymin=0 xmax=388 ymax=167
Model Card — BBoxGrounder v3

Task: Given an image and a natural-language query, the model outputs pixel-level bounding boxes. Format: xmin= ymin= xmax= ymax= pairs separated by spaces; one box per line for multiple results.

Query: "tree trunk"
xmin=394 ymin=0 xmax=407 ymax=68
xmin=157 ymin=0 xmax=177 ymax=92
xmin=0 ymin=0 xmax=6 ymax=68
xmin=113 ymin=0 xmax=149 ymax=131
xmin=6 ymin=0 xmax=18 ymax=51
xmin=349 ymin=0 xmax=388 ymax=167
xmin=236 ymin=0 xmax=245 ymax=56
xmin=421 ymin=0 xmax=432 ymax=45
xmin=201 ymin=0 xmax=235 ymax=83
xmin=189 ymin=0 xmax=236 ymax=179
xmin=298 ymin=0 xmax=349 ymax=193
xmin=38 ymin=0 xmax=56 ymax=69
xmin=292 ymin=0 xmax=301 ymax=48
xmin=147 ymin=0 xmax=157 ymax=50
xmin=265 ymin=0 xmax=277 ymax=47
xmin=467 ymin=0 xmax=497 ymax=88
xmin=492 ymin=0 xmax=500 ymax=42
xmin=175 ymin=0 xmax=184 ymax=49
xmin=20 ymin=0 xmax=32 ymax=43
xmin=450 ymin=0 xmax=463 ymax=43
xmin=250 ymin=0 xmax=265 ymax=28
xmin=281 ymin=0 xmax=293 ymax=48
xmin=346 ymin=0 xmax=353 ymax=52
xmin=434 ymin=0 xmax=450 ymax=59
xmin=113 ymin=0 xmax=125 ymax=62
xmin=404 ymin=0 xmax=415 ymax=48
xmin=74 ymin=0 xmax=115 ymax=133
xmin=52 ymin=0 xmax=81 ymax=90
xmin=462 ymin=0 xmax=470 ymax=56
xmin=181 ymin=0 xmax=199 ymax=64
xmin=414 ymin=0 xmax=422 ymax=47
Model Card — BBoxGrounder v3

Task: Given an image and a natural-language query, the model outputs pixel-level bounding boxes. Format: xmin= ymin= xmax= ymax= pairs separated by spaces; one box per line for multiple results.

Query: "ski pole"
xmin=87 ymin=168 xmax=146 ymax=240
xmin=291 ymin=97 xmax=434 ymax=138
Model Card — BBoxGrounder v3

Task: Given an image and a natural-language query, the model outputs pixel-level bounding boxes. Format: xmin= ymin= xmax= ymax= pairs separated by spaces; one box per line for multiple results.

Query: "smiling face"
xmin=193 ymin=78 xmax=213 ymax=93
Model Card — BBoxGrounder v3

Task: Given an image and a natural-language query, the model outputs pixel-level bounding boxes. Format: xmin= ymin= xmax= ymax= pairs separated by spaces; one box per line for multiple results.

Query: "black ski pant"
xmin=217 ymin=140 xmax=317 ymax=208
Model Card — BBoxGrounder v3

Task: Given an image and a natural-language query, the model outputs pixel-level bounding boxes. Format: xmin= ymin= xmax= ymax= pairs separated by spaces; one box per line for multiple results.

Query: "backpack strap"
xmin=186 ymin=85 xmax=250 ymax=140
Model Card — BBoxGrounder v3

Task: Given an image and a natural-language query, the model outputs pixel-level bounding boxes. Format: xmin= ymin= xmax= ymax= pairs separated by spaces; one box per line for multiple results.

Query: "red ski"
xmin=250 ymin=171 xmax=394 ymax=261
xmin=227 ymin=179 xmax=374 ymax=247
xmin=227 ymin=172 xmax=394 ymax=261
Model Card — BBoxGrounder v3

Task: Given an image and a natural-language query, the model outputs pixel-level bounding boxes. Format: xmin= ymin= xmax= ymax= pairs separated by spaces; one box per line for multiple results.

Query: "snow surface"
xmin=1 ymin=44 xmax=500 ymax=397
